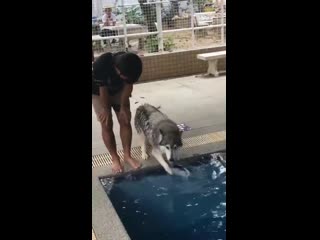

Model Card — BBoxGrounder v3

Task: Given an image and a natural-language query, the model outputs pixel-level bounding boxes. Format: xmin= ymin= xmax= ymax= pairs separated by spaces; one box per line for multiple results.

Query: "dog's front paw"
xmin=141 ymin=152 xmax=149 ymax=160
xmin=166 ymin=167 xmax=173 ymax=175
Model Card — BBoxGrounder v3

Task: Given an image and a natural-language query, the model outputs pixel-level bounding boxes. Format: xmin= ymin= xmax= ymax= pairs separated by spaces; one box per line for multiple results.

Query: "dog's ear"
xmin=158 ymin=129 xmax=164 ymax=144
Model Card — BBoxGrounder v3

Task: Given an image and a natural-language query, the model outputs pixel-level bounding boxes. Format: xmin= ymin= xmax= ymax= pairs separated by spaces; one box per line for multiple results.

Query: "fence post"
xmin=120 ymin=0 xmax=128 ymax=51
xmin=96 ymin=0 xmax=103 ymax=17
xmin=190 ymin=0 xmax=195 ymax=48
xmin=155 ymin=2 xmax=164 ymax=52
xmin=220 ymin=0 xmax=225 ymax=44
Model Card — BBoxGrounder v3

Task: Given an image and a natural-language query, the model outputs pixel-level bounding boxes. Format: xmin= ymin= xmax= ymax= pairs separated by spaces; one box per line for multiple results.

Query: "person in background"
xmin=100 ymin=5 xmax=117 ymax=44
xmin=102 ymin=5 xmax=116 ymax=26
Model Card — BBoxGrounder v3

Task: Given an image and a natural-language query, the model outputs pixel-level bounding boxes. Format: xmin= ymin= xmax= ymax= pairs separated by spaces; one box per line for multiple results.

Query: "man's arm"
xmin=99 ymin=86 xmax=110 ymax=109
xmin=98 ymin=86 xmax=111 ymax=123
xmin=112 ymin=13 xmax=117 ymax=26
xmin=120 ymin=83 xmax=133 ymax=108
xmin=102 ymin=14 xmax=106 ymax=24
xmin=118 ymin=83 xmax=132 ymax=124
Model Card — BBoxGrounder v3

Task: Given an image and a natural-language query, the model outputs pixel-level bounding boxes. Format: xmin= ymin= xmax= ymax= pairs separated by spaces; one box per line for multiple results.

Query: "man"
xmin=100 ymin=5 xmax=117 ymax=44
xmin=92 ymin=52 xmax=143 ymax=173
xmin=102 ymin=5 xmax=116 ymax=26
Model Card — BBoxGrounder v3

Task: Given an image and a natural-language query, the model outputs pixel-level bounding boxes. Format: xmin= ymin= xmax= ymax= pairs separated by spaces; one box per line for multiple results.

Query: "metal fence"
xmin=92 ymin=0 xmax=226 ymax=57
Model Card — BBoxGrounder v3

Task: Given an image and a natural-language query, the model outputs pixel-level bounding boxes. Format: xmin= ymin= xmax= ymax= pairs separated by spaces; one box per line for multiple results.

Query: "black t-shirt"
xmin=92 ymin=52 xmax=125 ymax=96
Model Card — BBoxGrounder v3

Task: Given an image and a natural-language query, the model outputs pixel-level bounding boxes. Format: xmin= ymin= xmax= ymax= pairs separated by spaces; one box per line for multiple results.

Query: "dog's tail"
xmin=134 ymin=104 xmax=149 ymax=134
xmin=138 ymin=103 xmax=161 ymax=110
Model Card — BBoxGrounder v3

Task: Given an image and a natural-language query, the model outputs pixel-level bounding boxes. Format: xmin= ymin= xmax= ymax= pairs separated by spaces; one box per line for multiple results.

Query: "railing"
xmin=92 ymin=0 xmax=226 ymax=56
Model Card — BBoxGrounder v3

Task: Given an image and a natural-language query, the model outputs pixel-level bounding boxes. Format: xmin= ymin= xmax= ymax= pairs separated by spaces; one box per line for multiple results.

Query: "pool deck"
xmin=92 ymin=74 xmax=226 ymax=156
xmin=92 ymin=74 xmax=226 ymax=240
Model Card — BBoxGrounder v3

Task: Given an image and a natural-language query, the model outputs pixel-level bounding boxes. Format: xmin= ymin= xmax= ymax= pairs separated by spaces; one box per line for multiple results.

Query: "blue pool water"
xmin=100 ymin=152 xmax=226 ymax=240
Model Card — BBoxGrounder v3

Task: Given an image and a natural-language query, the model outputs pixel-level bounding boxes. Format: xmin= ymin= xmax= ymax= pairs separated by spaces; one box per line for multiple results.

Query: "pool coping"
xmin=92 ymin=130 xmax=226 ymax=240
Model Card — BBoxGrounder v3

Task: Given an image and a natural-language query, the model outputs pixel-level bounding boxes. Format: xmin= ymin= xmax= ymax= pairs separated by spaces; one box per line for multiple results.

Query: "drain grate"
xmin=92 ymin=130 xmax=226 ymax=169
xmin=183 ymin=131 xmax=226 ymax=148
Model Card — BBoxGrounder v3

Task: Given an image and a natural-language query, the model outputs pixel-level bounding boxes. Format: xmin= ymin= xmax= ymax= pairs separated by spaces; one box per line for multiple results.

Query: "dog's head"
xmin=158 ymin=128 xmax=183 ymax=163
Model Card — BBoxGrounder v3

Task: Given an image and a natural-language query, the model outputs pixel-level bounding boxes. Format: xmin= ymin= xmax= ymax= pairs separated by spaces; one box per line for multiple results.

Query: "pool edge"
xmin=92 ymin=131 xmax=226 ymax=240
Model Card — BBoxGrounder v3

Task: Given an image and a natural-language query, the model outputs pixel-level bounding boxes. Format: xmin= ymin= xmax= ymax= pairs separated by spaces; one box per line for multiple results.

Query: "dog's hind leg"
xmin=138 ymin=133 xmax=148 ymax=160
xmin=152 ymin=149 xmax=173 ymax=175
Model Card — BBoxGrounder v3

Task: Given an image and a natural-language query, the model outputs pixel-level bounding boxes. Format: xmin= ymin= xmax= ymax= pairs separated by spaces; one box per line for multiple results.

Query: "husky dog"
xmin=134 ymin=104 xmax=183 ymax=175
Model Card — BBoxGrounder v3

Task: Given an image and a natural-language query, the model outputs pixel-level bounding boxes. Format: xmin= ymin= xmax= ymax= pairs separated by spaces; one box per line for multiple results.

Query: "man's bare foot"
xmin=124 ymin=155 xmax=142 ymax=170
xmin=112 ymin=157 xmax=124 ymax=173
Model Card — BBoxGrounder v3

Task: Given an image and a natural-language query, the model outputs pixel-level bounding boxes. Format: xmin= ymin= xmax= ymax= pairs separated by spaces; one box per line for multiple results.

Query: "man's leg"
xmin=92 ymin=95 xmax=123 ymax=173
xmin=100 ymin=117 xmax=123 ymax=173
xmin=113 ymin=99 xmax=141 ymax=169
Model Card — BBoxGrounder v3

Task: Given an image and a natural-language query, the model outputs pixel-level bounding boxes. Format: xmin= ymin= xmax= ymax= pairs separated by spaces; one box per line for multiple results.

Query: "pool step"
xmin=92 ymin=130 xmax=226 ymax=169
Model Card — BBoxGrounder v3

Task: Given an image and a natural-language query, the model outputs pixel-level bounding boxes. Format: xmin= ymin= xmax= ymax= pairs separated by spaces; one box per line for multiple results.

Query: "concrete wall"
xmin=93 ymin=46 xmax=226 ymax=83
xmin=139 ymin=46 xmax=226 ymax=82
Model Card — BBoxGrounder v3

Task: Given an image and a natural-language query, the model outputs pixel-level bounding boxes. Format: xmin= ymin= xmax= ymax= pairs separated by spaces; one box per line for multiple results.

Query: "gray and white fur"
xmin=134 ymin=104 xmax=183 ymax=175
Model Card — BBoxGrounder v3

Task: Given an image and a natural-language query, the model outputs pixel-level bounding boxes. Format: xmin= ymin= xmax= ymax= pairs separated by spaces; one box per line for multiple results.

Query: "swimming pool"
xmin=100 ymin=151 xmax=226 ymax=240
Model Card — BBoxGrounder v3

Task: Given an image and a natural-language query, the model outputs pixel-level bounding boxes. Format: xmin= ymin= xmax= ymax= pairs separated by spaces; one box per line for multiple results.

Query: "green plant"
xmin=163 ymin=37 xmax=175 ymax=52
xmin=146 ymin=35 xmax=159 ymax=53
xmin=125 ymin=6 xmax=144 ymax=24
xmin=194 ymin=0 xmax=207 ymax=12
xmin=116 ymin=0 xmax=157 ymax=32
xmin=115 ymin=6 xmax=145 ymax=24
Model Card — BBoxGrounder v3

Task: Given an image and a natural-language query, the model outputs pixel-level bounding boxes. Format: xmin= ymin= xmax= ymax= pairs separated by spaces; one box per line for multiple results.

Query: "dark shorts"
xmin=92 ymin=90 xmax=131 ymax=124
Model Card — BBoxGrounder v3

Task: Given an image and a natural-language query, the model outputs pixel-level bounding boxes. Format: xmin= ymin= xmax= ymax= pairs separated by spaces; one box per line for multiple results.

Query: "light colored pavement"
xmin=92 ymin=75 xmax=226 ymax=156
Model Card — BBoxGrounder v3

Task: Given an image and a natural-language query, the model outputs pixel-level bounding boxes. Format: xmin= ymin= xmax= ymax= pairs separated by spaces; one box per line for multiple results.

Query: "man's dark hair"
xmin=92 ymin=52 xmax=113 ymax=81
xmin=115 ymin=52 xmax=143 ymax=84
